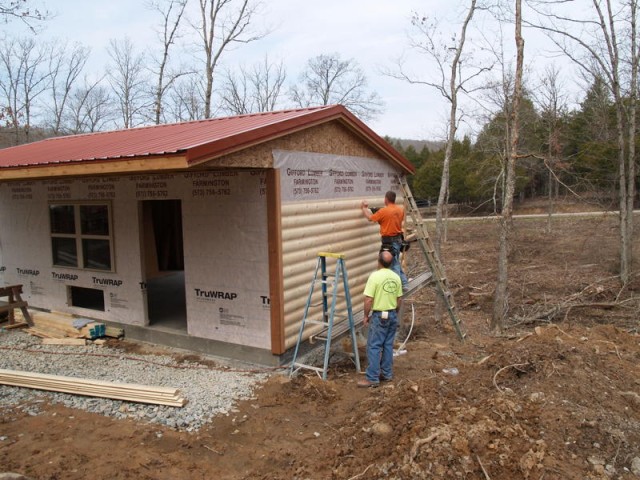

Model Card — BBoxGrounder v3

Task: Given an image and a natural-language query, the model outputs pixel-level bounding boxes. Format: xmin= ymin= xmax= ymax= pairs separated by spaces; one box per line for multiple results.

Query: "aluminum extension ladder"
xmin=399 ymin=175 xmax=467 ymax=341
xmin=289 ymin=252 xmax=361 ymax=380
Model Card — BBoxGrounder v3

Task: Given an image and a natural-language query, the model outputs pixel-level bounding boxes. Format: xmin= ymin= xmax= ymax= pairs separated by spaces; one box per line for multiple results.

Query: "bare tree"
xmin=65 ymin=77 xmax=114 ymax=133
xmin=192 ymin=0 xmax=264 ymax=119
xmin=219 ymin=55 xmax=286 ymax=114
xmin=46 ymin=40 xmax=89 ymax=134
xmin=290 ymin=53 xmax=384 ymax=121
xmin=0 ymin=36 xmax=24 ymax=141
xmin=627 ymin=0 xmax=638 ymax=285
xmin=528 ymin=0 xmax=638 ymax=285
xmin=107 ymin=37 xmax=150 ymax=128
xmin=473 ymin=34 xmax=515 ymax=213
xmin=393 ymin=2 xmax=489 ymax=251
xmin=0 ymin=36 xmax=51 ymax=144
xmin=492 ymin=0 xmax=525 ymax=333
xmin=251 ymin=56 xmax=285 ymax=112
xmin=219 ymin=66 xmax=250 ymax=114
xmin=388 ymin=1 xmax=487 ymax=323
xmin=147 ymin=0 xmax=190 ymax=124
xmin=532 ymin=64 xmax=568 ymax=233
xmin=166 ymin=74 xmax=206 ymax=121
xmin=0 ymin=0 xmax=49 ymax=30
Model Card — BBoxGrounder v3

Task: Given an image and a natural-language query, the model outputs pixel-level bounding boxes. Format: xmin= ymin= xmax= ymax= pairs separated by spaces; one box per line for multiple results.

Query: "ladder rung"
xmin=305 ymin=319 xmax=330 ymax=326
xmin=292 ymin=363 xmax=324 ymax=373
xmin=315 ymin=325 xmax=350 ymax=341
xmin=320 ymin=293 xmax=346 ymax=299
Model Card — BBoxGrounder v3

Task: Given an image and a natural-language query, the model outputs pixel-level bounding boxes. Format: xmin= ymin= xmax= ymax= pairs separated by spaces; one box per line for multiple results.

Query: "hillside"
xmin=387 ymin=137 xmax=444 ymax=152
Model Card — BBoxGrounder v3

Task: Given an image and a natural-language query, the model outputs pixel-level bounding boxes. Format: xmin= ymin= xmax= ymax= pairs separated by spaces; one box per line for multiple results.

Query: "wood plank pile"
xmin=0 ymin=368 xmax=186 ymax=407
xmin=13 ymin=310 xmax=124 ymax=343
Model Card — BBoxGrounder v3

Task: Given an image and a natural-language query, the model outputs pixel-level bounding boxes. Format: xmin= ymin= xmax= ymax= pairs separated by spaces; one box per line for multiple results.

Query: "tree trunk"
xmin=433 ymin=0 xmax=476 ymax=323
xmin=197 ymin=0 xmax=256 ymax=120
xmin=546 ymin=168 xmax=554 ymax=235
xmin=624 ymin=0 xmax=638 ymax=283
xmin=492 ymin=0 xmax=524 ymax=333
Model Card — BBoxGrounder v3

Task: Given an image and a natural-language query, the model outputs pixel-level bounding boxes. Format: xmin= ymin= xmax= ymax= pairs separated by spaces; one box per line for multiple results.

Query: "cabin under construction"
xmin=0 ymin=105 xmax=415 ymax=364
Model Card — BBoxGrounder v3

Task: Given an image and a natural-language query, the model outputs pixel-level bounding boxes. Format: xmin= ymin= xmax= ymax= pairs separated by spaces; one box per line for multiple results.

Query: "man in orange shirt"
xmin=361 ymin=190 xmax=409 ymax=292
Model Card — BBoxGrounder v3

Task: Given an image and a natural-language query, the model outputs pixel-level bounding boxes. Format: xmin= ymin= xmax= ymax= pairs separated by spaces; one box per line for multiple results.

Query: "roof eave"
xmin=0 ymin=154 xmax=189 ymax=181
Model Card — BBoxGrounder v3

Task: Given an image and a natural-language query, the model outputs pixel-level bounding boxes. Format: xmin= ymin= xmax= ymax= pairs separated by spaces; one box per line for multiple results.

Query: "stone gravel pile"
xmin=0 ymin=329 xmax=270 ymax=432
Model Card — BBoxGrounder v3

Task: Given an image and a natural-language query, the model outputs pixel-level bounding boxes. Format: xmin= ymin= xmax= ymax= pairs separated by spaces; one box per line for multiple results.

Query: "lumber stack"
xmin=0 ymin=368 xmax=186 ymax=407
xmin=14 ymin=310 xmax=124 ymax=341
xmin=79 ymin=322 xmax=106 ymax=339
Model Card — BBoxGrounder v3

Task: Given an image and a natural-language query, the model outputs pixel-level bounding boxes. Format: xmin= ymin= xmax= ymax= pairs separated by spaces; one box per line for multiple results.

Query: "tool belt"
xmin=381 ymin=234 xmax=403 ymax=243
xmin=380 ymin=234 xmax=410 ymax=253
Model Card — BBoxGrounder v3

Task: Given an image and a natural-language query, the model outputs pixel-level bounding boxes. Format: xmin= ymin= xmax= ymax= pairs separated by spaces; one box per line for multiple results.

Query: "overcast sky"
xmin=8 ymin=0 xmax=569 ymax=141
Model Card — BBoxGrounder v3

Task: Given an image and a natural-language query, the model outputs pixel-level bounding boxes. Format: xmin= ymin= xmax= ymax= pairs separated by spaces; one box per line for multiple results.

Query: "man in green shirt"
xmin=357 ymin=250 xmax=403 ymax=388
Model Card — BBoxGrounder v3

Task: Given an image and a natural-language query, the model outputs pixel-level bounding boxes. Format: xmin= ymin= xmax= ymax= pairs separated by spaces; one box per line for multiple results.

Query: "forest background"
xmin=0 ymin=0 xmax=634 ymax=213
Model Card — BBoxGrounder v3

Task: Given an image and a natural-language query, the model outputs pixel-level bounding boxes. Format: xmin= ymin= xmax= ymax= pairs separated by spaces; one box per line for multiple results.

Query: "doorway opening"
xmin=140 ymin=199 xmax=186 ymax=330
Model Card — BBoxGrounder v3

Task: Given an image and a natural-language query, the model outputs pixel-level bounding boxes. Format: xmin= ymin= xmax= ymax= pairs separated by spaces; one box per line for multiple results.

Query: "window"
xmin=50 ymin=203 xmax=113 ymax=271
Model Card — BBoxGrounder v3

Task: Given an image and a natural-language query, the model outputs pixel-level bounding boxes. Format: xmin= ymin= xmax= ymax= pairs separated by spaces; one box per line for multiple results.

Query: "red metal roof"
xmin=0 ymin=105 xmax=414 ymax=174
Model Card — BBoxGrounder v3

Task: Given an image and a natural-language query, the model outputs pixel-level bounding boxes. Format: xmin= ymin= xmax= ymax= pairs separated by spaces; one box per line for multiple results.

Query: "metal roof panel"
xmin=0 ymin=106 xmax=414 ymax=174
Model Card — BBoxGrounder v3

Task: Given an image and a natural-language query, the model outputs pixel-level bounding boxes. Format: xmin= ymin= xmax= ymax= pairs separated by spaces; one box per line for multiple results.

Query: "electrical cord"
xmin=394 ymin=302 xmax=415 ymax=355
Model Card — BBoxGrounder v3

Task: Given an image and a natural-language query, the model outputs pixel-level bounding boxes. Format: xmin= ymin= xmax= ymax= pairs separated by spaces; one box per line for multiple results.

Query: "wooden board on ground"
xmin=3 ymin=322 xmax=28 ymax=330
xmin=0 ymin=368 xmax=186 ymax=407
xmin=42 ymin=338 xmax=87 ymax=346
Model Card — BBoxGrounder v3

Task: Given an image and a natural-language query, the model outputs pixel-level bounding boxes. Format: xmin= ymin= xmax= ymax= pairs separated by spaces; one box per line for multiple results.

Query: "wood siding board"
xmin=279 ymin=198 xmax=381 ymax=350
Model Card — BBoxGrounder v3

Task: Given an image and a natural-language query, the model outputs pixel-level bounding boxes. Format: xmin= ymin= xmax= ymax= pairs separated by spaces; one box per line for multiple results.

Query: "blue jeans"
xmin=385 ymin=239 xmax=409 ymax=291
xmin=365 ymin=311 xmax=399 ymax=383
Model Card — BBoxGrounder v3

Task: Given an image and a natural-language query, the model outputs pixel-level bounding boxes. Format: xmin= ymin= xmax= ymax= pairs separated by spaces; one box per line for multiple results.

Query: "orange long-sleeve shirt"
xmin=370 ymin=203 xmax=404 ymax=237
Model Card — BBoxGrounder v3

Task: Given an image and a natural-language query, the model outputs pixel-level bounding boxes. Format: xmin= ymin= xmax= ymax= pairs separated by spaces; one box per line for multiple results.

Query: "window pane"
xmin=50 ymin=205 xmax=75 ymax=234
xmin=80 ymin=205 xmax=109 ymax=236
xmin=52 ymin=237 xmax=78 ymax=267
xmin=83 ymin=239 xmax=111 ymax=270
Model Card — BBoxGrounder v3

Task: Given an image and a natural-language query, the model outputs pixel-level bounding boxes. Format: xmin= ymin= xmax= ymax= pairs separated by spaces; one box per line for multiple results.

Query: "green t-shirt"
xmin=364 ymin=268 xmax=402 ymax=311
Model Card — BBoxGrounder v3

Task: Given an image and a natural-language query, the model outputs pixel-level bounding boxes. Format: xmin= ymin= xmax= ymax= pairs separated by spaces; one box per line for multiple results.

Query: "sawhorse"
xmin=0 ymin=285 xmax=33 ymax=327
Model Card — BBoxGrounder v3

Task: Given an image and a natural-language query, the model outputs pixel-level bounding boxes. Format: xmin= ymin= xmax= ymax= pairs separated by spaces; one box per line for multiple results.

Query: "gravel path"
xmin=0 ymin=329 xmax=271 ymax=432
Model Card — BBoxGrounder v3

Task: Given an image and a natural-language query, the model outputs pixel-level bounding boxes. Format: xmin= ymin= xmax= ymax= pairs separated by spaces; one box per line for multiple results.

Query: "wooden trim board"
xmin=267 ymin=168 xmax=285 ymax=355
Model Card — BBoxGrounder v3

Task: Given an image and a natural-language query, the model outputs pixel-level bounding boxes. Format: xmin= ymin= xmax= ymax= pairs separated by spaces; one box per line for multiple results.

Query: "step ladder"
xmin=289 ymin=252 xmax=361 ymax=380
xmin=399 ymin=176 xmax=467 ymax=341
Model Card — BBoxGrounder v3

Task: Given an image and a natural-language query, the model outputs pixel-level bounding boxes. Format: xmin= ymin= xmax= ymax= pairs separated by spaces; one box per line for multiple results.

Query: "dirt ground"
xmin=1 ymin=202 xmax=639 ymax=480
